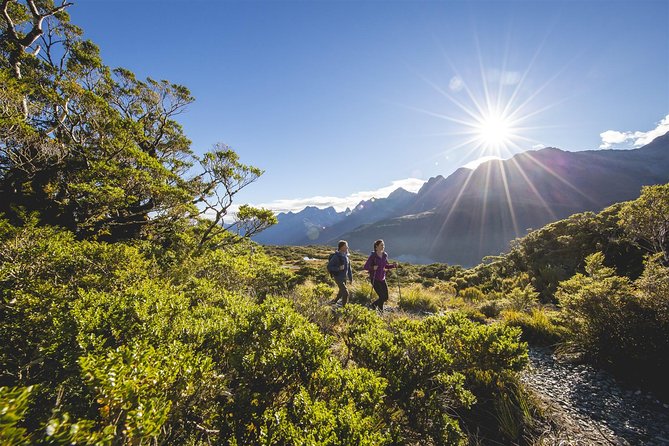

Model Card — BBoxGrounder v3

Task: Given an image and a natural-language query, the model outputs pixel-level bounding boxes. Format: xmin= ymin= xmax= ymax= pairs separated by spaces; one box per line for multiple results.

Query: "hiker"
xmin=328 ymin=240 xmax=353 ymax=306
xmin=364 ymin=239 xmax=398 ymax=311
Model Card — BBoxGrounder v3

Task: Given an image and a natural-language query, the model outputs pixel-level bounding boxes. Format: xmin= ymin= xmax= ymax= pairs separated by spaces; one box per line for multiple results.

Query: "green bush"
xmin=502 ymin=309 xmax=567 ymax=346
xmin=398 ymin=285 xmax=444 ymax=313
xmin=478 ymin=299 xmax=507 ymax=318
xmin=348 ymin=280 xmax=375 ymax=306
xmin=340 ymin=306 xmax=528 ymax=444
xmin=506 ymin=284 xmax=539 ymax=312
xmin=459 ymin=287 xmax=485 ymax=302
xmin=557 ymin=252 xmax=669 ymax=394
xmin=432 ymin=281 xmax=457 ymax=297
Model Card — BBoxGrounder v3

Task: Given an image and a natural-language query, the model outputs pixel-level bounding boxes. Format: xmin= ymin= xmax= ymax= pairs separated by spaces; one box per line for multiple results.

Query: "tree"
xmin=0 ymin=0 xmax=274 ymax=245
xmin=619 ymin=183 xmax=669 ymax=264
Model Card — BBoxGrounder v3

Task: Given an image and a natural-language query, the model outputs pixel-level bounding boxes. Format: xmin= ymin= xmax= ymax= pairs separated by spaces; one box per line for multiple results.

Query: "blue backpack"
xmin=328 ymin=252 xmax=342 ymax=277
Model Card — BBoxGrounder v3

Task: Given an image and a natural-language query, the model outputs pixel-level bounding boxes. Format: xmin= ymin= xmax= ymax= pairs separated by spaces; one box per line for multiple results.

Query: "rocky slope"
xmin=522 ymin=348 xmax=669 ymax=445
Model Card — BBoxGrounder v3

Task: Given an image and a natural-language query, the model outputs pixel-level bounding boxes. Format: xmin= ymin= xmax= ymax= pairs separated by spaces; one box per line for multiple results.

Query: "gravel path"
xmin=521 ymin=348 xmax=669 ymax=445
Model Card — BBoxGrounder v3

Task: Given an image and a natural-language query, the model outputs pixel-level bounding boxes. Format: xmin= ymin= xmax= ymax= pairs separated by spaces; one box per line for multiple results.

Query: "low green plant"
xmin=398 ymin=285 xmax=445 ymax=313
xmin=290 ymin=282 xmax=338 ymax=333
xmin=340 ymin=307 xmax=528 ymax=445
xmin=348 ymin=280 xmax=375 ymax=306
xmin=459 ymin=287 xmax=485 ymax=302
xmin=459 ymin=307 xmax=487 ymax=324
xmin=557 ymin=252 xmax=669 ymax=395
xmin=502 ymin=309 xmax=567 ymax=346
xmin=493 ymin=380 xmax=534 ymax=442
xmin=432 ymin=281 xmax=457 ymax=297
xmin=506 ymin=285 xmax=539 ymax=312
xmin=478 ymin=299 xmax=507 ymax=319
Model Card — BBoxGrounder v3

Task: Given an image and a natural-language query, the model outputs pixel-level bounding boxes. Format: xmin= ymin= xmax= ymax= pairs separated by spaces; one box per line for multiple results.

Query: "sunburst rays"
xmin=405 ymin=42 xmax=593 ymax=258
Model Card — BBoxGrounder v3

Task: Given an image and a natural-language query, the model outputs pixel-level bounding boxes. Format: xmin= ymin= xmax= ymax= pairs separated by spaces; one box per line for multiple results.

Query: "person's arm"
xmin=363 ymin=254 xmax=374 ymax=272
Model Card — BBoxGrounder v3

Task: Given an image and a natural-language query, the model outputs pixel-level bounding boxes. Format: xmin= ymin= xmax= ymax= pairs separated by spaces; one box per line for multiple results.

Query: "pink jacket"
xmin=363 ymin=251 xmax=396 ymax=282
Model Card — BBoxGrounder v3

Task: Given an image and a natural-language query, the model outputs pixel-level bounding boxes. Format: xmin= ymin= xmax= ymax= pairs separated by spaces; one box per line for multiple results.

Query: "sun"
xmin=474 ymin=110 xmax=517 ymax=151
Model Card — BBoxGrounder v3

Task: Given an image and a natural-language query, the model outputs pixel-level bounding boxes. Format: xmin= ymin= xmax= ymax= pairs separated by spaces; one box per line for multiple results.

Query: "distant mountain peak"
xmin=387 ymin=187 xmax=414 ymax=199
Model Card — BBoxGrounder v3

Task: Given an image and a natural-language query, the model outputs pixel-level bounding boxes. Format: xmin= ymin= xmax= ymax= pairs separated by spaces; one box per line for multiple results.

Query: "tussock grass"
xmin=398 ymin=285 xmax=447 ymax=313
xmin=348 ymin=280 xmax=375 ymax=306
xmin=502 ymin=308 xmax=567 ymax=346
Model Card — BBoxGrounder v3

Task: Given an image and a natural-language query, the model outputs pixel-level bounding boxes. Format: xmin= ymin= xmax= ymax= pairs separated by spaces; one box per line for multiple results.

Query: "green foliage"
xmin=458 ymin=286 xmax=485 ymax=302
xmin=506 ymin=285 xmax=540 ymax=312
xmin=432 ymin=281 xmax=457 ymax=296
xmin=0 ymin=1 xmax=274 ymax=248
xmin=492 ymin=380 xmax=535 ymax=442
xmin=340 ymin=306 xmax=528 ymax=444
xmin=478 ymin=299 xmax=505 ymax=319
xmin=348 ymin=280 xmax=375 ymax=306
xmin=80 ymin=341 xmax=214 ymax=443
xmin=557 ymin=252 xmax=634 ymax=357
xmin=502 ymin=309 xmax=567 ymax=346
xmin=398 ymin=285 xmax=446 ymax=313
xmin=0 ymin=385 xmax=32 ymax=445
xmin=499 ymin=205 xmax=644 ymax=301
xmin=557 ymin=252 xmax=669 ymax=394
xmin=288 ymin=282 xmax=337 ymax=334
xmin=619 ymin=183 xmax=669 ymax=263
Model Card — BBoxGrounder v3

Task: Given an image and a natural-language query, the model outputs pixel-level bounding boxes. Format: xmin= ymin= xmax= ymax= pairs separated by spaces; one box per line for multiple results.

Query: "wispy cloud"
xmin=449 ymin=76 xmax=464 ymax=92
xmin=251 ymin=178 xmax=426 ymax=214
xmin=599 ymin=114 xmax=669 ymax=149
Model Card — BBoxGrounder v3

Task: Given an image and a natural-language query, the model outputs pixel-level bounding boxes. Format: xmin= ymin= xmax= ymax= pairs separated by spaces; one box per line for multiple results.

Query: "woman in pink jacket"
xmin=363 ymin=239 xmax=398 ymax=311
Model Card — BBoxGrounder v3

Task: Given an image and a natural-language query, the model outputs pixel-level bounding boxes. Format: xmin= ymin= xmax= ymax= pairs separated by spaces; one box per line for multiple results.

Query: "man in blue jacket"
xmin=328 ymin=240 xmax=353 ymax=306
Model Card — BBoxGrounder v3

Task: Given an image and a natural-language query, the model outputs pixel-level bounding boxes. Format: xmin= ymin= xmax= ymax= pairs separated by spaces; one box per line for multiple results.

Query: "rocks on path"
xmin=521 ymin=347 xmax=669 ymax=445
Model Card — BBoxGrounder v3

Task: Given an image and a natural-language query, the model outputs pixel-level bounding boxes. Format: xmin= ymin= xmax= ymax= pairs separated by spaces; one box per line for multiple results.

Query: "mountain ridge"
xmin=254 ymin=133 xmax=669 ymax=266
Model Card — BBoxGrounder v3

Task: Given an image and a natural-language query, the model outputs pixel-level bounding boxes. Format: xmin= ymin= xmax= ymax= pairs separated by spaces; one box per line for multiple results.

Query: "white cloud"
xmin=599 ymin=114 xmax=669 ymax=149
xmin=250 ymin=178 xmax=426 ymax=214
xmin=462 ymin=155 xmax=503 ymax=170
xmin=449 ymin=76 xmax=464 ymax=92
xmin=532 ymin=144 xmax=546 ymax=150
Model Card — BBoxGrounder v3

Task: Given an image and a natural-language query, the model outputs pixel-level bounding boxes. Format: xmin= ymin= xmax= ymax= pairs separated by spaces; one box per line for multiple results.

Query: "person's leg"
xmin=372 ymin=280 xmax=385 ymax=309
xmin=377 ymin=281 xmax=389 ymax=310
xmin=335 ymin=278 xmax=349 ymax=306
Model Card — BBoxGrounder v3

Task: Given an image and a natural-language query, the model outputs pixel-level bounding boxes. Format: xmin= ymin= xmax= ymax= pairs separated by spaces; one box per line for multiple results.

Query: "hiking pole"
xmin=396 ymin=264 xmax=402 ymax=301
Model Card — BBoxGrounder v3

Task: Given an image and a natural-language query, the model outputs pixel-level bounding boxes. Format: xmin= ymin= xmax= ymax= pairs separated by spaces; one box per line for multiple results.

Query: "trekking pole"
xmin=396 ymin=264 xmax=402 ymax=301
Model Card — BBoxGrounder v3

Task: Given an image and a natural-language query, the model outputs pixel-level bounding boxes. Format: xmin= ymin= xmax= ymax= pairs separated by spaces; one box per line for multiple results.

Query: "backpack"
xmin=328 ymin=252 xmax=342 ymax=278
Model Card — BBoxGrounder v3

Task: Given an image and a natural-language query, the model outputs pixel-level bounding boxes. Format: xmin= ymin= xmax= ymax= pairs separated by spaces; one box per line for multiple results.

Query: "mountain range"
xmin=253 ymin=132 xmax=669 ymax=266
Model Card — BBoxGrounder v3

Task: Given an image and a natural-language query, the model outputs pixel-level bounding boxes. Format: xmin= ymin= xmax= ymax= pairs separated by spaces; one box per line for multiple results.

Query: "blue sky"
xmin=70 ymin=0 xmax=669 ymax=213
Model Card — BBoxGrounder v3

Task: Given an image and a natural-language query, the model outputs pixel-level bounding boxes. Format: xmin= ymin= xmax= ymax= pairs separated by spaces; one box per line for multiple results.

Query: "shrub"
xmin=478 ymin=299 xmax=507 ymax=319
xmin=556 ymin=252 xmax=669 ymax=396
xmin=557 ymin=252 xmax=634 ymax=359
xmin=398 ymin=285 xmax=445 ymax=313
xmin=421 ymin=278 xmax=435 ymax=288
xmin=459 ymin=287 xmax=485 ymax=302
xmin=348 ymin=280 xmax=375 ymax=306
xmin=340 ymin=307 xmax=528 ymax=445
xmin=432 ymin=281 xmax=457 ymax=296
xmin=289 ymin=282 xmax=338 ymax=333
xmin=502 ymin=309 xmax=566 ymax=346
xmin=506 ymin=284 xmax=539 ymax=312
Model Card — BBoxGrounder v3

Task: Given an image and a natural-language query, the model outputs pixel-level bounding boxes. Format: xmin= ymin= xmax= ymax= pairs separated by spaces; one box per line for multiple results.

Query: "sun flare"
xmin=475 ymin=111 xmax=516 ymax=149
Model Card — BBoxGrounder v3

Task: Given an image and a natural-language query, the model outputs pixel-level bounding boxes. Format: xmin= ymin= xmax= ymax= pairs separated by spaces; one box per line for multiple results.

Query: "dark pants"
xmin=371 ymin=279 xmax=389 ymax=310
xmin=333 ymin=277 xmax=349 ymax=305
